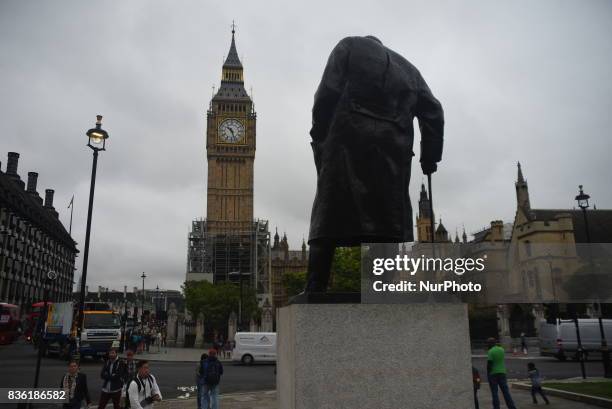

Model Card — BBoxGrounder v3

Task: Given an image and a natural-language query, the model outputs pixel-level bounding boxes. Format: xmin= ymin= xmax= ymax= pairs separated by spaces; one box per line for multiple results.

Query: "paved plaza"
xmin=153 ymin=387 xmax=605 ymax=409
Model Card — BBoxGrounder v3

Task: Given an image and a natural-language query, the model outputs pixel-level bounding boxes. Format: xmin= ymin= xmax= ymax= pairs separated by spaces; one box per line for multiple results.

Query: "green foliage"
xmin=329 ymin=246 xmax=361 ymax=292
xmin=283 ymin=270 xmax=307 ymax=298
xmin=183 ymin=280 xmax=259 ymax=329
xmin=282 ymin=246 xmax=362 ymax=296
xmin=562 ymin=257 xmax=612 ymax=301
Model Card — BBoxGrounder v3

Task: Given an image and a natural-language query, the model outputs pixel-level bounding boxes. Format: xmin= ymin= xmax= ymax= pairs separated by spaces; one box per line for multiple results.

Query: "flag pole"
xmin=68 ymin=195 xmax=74 ymax=236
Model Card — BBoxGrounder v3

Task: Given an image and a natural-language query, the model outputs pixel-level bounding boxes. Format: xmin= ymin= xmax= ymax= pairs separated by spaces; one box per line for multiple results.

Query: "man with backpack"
xmin=99 ymin=348 xmax=127 ymax=409
xmin=126 ymin=360 xmax=162 ymax=409
xmin=200 ymin=349 xmax=223 ymax=409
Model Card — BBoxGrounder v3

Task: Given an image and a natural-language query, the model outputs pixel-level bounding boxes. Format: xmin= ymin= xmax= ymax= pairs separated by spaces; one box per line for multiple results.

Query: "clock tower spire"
xmin=188 ymin=25 xmax=270 ymax=296
xmin=206 ymin=25 xmax=256 ymax=234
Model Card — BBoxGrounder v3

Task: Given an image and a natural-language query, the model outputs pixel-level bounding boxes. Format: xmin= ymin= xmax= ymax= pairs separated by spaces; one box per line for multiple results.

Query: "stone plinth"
xmin=277 ymin=303 xmax=473 ymax=409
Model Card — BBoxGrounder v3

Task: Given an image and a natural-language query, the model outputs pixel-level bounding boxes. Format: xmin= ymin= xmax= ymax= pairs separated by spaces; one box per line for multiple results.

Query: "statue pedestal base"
xmin=277 ymin=303 xmax=473 ymax=409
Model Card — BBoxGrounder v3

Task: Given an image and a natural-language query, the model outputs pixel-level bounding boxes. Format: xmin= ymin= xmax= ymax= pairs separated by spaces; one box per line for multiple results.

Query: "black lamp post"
xmin=76 ymin=115 xmax=109 ymax=359
xmin=119 ymin=299 xmax=128 ymax=353
xmin=141 ymin=272 xmax=146 ymax=330
xmin=155 ymin=285 xmax=160 ymax=322
xmin=575 ymin=185 xmax=611 ymax=378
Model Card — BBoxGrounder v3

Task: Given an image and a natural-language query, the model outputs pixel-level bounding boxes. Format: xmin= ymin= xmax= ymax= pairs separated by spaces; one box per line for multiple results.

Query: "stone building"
xmin=269 ymin=228 xmax=308 ymax=309
xmin=466 ymin=163 xmax=612 ymax=342
xmin=409 ymin=163 xmax=612 ymax=343
xmin=79 ymin=285 xmax=183 ymax=322
xmin=0 ymin=152 xmax=77 ymax=310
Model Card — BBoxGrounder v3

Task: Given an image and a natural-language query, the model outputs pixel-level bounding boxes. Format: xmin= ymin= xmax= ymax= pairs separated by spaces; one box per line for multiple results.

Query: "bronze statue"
xmin=304 ymin=35 xmax=445 ymax=295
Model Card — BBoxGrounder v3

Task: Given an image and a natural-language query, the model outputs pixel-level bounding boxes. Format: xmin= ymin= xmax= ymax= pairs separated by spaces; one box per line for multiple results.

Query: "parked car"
xmin=539 ymin=319 xmax=612 ymax=361
xmin=232 ymin=332 xmax=276 ymax=365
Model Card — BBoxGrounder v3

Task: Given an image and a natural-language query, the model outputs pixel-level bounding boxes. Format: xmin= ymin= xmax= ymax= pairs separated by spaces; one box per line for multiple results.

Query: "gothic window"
xmin=524 ymin=240 xmax=532 ymax=257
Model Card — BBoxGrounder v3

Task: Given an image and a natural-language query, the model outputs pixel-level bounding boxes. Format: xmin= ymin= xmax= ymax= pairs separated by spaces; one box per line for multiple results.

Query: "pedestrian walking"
xmin=144 ymin=328 xmax=152 ymax=352
xmin=121 ymin=349 xmax=137 ymax=407
xmin=520 ymin=332 xmax=528 ymax=355
xmin=487 ymin=337 xmax=517 ymax=409
xmin=149 ymin=329 xmax=156 ymax=351
xmin=60 ymin=360 xmax=91 ymax=409
xmin=200 ymin=349 xmax=223 ymax=409
xmin=472 ymin=366 xmax=481 ymax=409
xmin=196 ymin=353 xmax=208 ymax=409
xmin=528 ymin=362 xmax=550 ymax=405
xmin=124 ymin=349 xmax=137 ymax=380
xmin=156 ymin=330 xmax=162 ymax=352
xmin=223 ymin=340 xmax=232 ymax=359
xmin=126 ymin=360 xmax=162 ymax=409
xmin=99 ymin=348 xmax=127 ymax=409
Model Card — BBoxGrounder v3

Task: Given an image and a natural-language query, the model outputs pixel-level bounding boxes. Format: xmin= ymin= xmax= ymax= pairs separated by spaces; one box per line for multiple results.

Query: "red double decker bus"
xmin=23 ymin=301 xmax=53 ymax=342
xmin=0 ymin=303 xmax=21 ymax=344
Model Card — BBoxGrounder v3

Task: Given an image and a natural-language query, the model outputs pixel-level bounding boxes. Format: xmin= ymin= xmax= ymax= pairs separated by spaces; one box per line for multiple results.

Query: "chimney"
xmin=44 ymin=189 xmax=59 ymax=218
xmin=6 ymin=152 xmax=19 ymax=176
xmin=6 ymin=152 xmax=25 ymax=189
xmin=27 ymin=172 xmax=39 ymax=194
xmin=124 ymin=285 xmax=127 ymax=299
xmin=44 ymin=189 xmax=55 ymax=208
xmin=490 ymin=220 xmax=504 ymax=241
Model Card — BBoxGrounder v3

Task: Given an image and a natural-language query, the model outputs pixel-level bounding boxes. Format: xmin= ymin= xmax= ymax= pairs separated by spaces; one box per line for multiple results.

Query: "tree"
xmin=562 ymin=256 xmax=612 ymax=302
xmin=283 ymin=270 xmax=307 ymax=298
xmin=282 ymin=246 xmax=361 ymax=296
xmin=183 ymin=280 xmax=259 ymax=333
xmin=329 ymin=246 xmax=361 ymax=292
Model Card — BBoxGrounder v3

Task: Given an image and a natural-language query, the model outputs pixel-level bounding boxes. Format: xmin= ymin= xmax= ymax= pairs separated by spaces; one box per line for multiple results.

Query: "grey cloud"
xmin=1 ymin=0 xmax=611 ymax=291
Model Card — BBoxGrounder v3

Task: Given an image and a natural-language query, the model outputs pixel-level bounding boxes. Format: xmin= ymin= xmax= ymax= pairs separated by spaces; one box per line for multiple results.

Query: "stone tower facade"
xmin=416 ymin=183 xmax=433 ymax=242
xmin=206 ymin=27 xmax=256 ymax=234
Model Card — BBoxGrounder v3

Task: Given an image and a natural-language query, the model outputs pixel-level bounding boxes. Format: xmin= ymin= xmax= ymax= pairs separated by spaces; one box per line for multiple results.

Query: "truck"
xmin=42 ymin=301 xmax=121 ymax=359
xmin=539 ymin=318 xmax=612 ymax=361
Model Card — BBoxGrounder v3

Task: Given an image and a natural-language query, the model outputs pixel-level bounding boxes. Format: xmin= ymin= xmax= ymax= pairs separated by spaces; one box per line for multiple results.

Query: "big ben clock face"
xmin=219 ymin=118 xmax=245 ymax=143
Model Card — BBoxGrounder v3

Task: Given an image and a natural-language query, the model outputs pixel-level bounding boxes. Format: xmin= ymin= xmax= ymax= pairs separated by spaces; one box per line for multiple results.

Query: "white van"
xmin=232 ymin=332 xmax=277 ymax=365
xmin=539 ymin=319 xmax=612 ymax=360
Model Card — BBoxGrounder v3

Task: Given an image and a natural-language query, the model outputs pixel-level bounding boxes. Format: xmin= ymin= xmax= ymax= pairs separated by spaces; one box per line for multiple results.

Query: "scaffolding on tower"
xmin=186 ymin=218 xmax=271 ymax=302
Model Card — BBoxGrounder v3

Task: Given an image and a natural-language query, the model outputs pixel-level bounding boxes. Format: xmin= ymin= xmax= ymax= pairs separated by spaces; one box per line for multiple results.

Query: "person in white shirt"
xmin=127 ymin=360 xmax=162 ymax=409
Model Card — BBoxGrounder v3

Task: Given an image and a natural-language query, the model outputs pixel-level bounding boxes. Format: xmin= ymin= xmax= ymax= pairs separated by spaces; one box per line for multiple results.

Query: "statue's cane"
xmin=427 ymin=173 xmax=436 ymax=258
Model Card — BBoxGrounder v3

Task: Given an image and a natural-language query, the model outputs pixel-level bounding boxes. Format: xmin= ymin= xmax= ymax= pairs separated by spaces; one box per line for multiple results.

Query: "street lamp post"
xmin=575 ymin=185 xmax=611 ymax=378
xmin=155 ymin=285 xmax=160 ymax=322
xmin=238 ymin=244 xmax=243 ymax=329
xmin=76 ymin=115 xmax=109 ymax=359
xmin=119 ymin=299 xmax=128 ymax=353
xmin=141 ymin=272 xmax=146 ymax=330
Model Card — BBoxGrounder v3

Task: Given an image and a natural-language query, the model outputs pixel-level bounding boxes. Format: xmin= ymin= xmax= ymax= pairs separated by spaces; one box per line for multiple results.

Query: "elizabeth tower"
xmin=206 ymin=27 xmax=256 ymax=234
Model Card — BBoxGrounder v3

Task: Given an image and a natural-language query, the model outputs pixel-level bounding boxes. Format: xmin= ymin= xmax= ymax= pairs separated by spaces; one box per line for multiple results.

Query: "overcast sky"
xmin=1 ymin=0 xmax=611 ymax=292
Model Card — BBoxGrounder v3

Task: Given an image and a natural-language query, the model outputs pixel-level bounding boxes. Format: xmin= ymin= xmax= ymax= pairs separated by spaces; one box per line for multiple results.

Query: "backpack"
xmin=203 ymin=360 xmax=221 ymax=385
xmin=124 ymin=378 xmax=137 ymax=409
xmin=124 ymin=376 xmax=152 ymax=408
